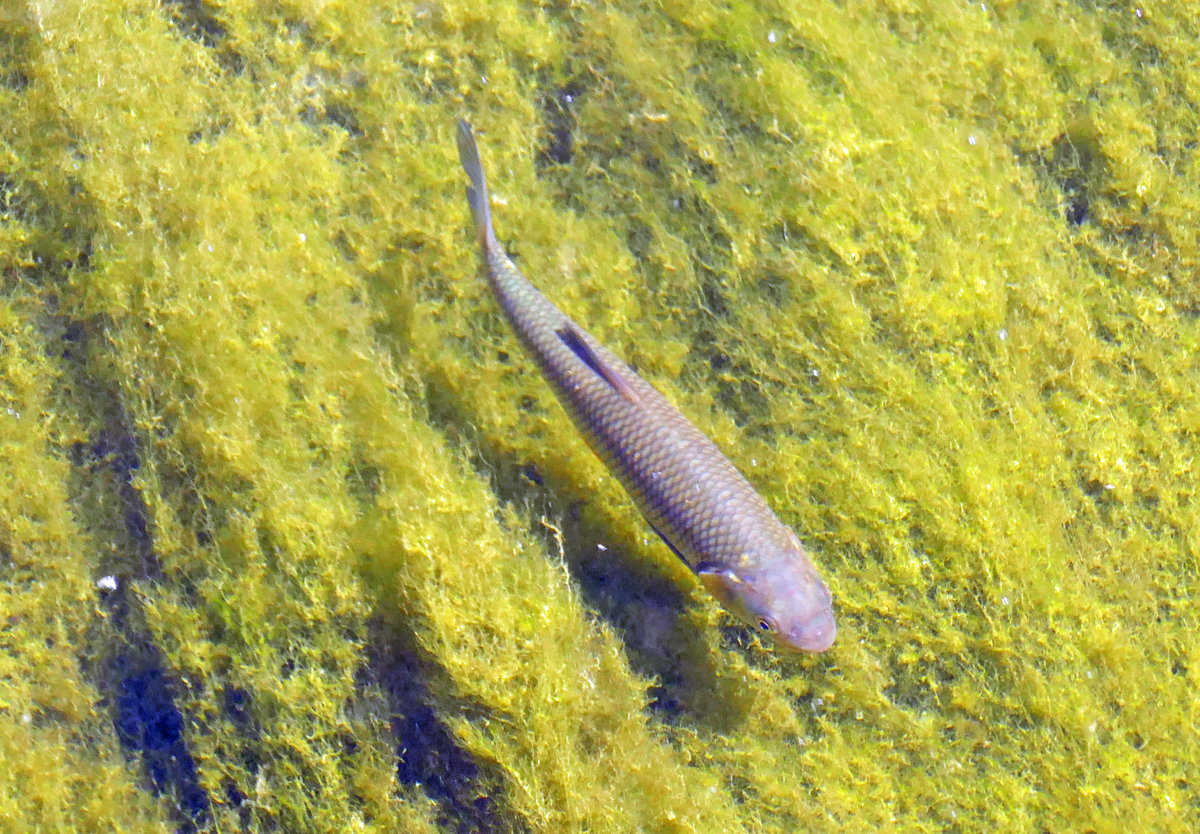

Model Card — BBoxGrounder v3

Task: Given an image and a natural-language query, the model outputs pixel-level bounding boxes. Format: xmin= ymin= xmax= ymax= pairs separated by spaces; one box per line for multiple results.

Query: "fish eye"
xmin=758 ymin=620 xmax=774 ymax=632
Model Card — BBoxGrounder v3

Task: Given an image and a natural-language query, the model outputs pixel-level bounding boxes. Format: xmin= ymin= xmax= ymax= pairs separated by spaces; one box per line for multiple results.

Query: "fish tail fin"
xmin=456 ymin=119 xmax=498 ymax=251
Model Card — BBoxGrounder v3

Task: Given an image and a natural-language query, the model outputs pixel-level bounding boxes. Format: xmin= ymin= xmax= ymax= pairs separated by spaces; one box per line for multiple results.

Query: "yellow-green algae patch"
xmin=0 ymin=0 xmax=1197 ymax=832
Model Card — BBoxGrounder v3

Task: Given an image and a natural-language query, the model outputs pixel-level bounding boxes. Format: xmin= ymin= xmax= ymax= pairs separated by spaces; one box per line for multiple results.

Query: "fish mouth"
xmin=788 ymin=613 xmax=836 ymax=653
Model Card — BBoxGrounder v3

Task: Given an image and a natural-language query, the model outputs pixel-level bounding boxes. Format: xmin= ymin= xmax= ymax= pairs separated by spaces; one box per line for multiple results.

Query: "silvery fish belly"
xmin=455 ymin=119 xmax=835 ymax=653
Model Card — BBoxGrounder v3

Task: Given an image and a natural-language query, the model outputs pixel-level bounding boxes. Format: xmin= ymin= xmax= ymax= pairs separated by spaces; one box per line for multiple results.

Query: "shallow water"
xmin=1 ymin=1 xmax=1196 ymax=832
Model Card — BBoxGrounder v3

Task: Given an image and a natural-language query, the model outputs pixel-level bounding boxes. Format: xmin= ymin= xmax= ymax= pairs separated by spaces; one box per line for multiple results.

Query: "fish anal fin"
xmin=556 ymin=325 xmax=641 ymax=404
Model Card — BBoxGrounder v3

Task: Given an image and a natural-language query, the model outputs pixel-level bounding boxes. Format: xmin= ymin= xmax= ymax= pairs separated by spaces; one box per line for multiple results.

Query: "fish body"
xmin=455 ymin=119 xmax=835 ymax=653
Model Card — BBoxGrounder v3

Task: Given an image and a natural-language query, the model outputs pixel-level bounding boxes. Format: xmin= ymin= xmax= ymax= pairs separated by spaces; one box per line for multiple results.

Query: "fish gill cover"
xmin=0 ymin=1 xmax=1196 ymax=832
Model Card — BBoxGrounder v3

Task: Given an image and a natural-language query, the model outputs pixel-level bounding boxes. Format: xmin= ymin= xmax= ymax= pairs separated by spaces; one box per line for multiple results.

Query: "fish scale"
xmin=456 ymin=119 xmax=835 ymax=652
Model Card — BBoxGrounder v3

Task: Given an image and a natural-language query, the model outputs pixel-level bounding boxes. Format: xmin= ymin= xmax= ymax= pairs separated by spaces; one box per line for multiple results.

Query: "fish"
xmin=455 ymin=119 xmax=836 ymax=653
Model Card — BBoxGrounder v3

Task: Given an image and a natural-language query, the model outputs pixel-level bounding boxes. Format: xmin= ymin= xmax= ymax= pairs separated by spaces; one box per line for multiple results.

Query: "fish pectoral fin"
xmin=696 ymin=566 xmax=744 ymax=608
xmin=556 ymin=325 xmax=641 ymax=404
xmin=650 ymin=523 xmax=693 ymax=571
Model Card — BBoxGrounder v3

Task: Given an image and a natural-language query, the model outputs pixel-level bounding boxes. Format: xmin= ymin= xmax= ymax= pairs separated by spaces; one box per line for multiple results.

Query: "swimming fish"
xmin=455 ymin=119 xmax=836 ymax=653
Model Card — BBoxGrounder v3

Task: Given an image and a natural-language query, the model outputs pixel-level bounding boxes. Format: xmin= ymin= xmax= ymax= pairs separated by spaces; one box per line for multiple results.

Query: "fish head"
xmin=698 ymin=530 xmax=836 ymax=653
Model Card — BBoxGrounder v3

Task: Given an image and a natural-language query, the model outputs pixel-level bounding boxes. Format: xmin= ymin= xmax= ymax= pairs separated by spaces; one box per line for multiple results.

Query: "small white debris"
xmin=596 ymin=543 xmax=607 ymax=552
xmin=999 ymin=328 xmax=1007 ymax=341
xmin=97 ymin=575 xmax=118 ymax=592
xmin=299 ymin=233 xmax=306 ymax=243
xmin=968 ymin=135 xmax=977 ymax=145
xmin=768 ymin=31 xmax=777 ymax=43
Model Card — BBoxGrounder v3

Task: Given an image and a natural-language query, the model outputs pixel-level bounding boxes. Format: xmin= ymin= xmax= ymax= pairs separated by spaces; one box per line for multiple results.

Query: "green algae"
xmin=0 ymin=0 xmax=1198 ymax=831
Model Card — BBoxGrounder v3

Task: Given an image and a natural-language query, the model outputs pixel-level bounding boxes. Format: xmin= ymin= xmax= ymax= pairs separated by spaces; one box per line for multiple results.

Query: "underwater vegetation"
xmin=0 ymin=0 xmax=1196 ymax=832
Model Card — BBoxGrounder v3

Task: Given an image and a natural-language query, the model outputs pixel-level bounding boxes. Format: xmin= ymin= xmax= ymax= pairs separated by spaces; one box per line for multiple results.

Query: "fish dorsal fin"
xmin=556 ymin=325 xmax=641 ymax=404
